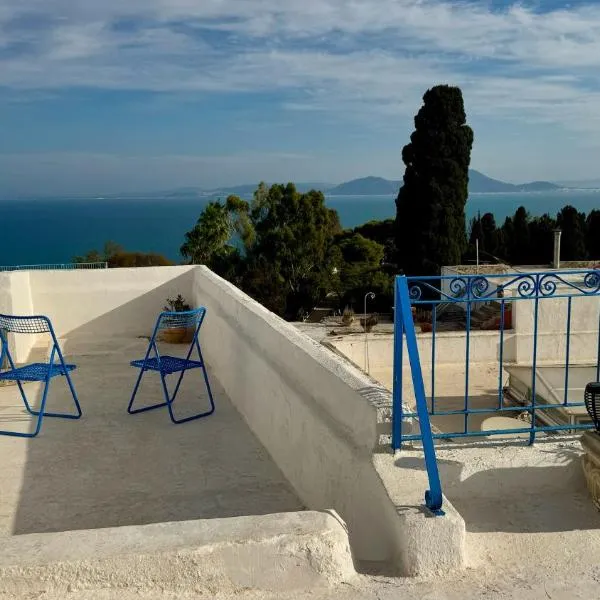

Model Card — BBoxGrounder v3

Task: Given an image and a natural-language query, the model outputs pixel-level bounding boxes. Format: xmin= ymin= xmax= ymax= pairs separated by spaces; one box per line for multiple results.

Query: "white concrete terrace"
xmin=0 ymin=337 xmax=303 ymax=536
xmin=0 ymin=264 xmax=466 ymax=594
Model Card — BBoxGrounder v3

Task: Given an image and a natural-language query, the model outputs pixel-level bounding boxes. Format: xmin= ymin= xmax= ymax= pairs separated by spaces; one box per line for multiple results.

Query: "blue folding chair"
xmin=127 ymin=307 xmax=215 ymax=424
xmin=0 ymin=314 xmax=82 ymax=438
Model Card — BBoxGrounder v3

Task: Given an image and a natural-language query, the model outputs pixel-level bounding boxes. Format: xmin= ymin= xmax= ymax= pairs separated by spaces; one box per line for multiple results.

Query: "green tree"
xmin=73 ymin=241 xmax=171 ymax=267
xmin=330 ymin=233 xmax=392 ymax=311
xmin=396 ymin=85 xmax=474 ymax=275
xmin=557 ymin=205 xmax=587 ymax=261
xmin=528 ymin=214 xmax=557 ymax=265
xmin=353 ymin=219 xmax=396 ymax=264
xmin=182 ymin=183 xmax=342 ymax=319
xmin=245 ymin=183 xmax=341 ymax=319
xmin=108 ymin=252 xmax=174 ymax=267
xmin=180 ymin=201 xmax=233 ymax=265
xmin=503 ymin=206 xmax=531 ymax=264
xmin=586 ymin=210 xmax=600 ymax=260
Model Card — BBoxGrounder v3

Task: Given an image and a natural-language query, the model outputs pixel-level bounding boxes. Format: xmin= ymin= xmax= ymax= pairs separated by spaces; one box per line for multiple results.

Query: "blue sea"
xmin=0 ymin=190 xmax=599 ymax=266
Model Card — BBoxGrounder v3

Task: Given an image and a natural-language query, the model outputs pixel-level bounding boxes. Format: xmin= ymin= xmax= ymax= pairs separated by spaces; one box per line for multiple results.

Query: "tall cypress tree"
xmin=396 ymin=85 xmax=474 ymax=275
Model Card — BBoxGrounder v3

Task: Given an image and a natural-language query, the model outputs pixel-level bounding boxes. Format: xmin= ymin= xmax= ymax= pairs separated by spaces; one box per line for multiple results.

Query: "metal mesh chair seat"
xmin=0 ymin=362 xmax=76 ymax=382
xmin=130 ymin=356 xmax=203 ymax=375
xmin=127 ymin=307 xmax=215 ymax=425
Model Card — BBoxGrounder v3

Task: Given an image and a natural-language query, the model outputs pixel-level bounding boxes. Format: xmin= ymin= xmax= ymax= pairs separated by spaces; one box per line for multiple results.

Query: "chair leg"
xmin=0 ymin=377 xmax=49 ymax=438
xmin=162 ymin=364 xmax=216 ymax=425
xmin=127 ymin=368 xmax=169 ymax=415
xmin=27 ymin=371 xmax=82 ymax=419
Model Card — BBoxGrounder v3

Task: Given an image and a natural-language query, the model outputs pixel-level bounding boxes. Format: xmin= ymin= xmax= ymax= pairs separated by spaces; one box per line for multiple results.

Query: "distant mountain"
xmin=555 ymin=179 xmax=600 ymax=189
xmin=206 ymin=182 xmax=334 ymax=196
xmin=468 ymin=170 xmax=561 ymax=193
xmin=328 ymin=177 xmax=402 ymax=195
xmin=328 ymin=171 xmax=561 ymax=195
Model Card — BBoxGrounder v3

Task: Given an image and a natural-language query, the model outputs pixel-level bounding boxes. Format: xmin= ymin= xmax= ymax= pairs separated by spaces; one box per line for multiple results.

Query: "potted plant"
xmin=159 ymin=295 xmax=194 ymax=344
xmin=360 ymin=313 xmax=379 ymax=333
xmin=341 ymin=306 xmax=355 ymax=327
xmin=417 ymin=309 xmax=433 ymax=333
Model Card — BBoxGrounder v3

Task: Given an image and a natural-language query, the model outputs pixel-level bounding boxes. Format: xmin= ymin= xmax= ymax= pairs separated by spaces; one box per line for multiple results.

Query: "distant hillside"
xmin=207 ymin=182 xmax=335 ymax=197
xmin=328 ymin=177 xmax=402 ymax=195
xmin=328 ymin=171 xmax=561 ymax=195
xmin=468 ymin=170 xmax=561 ymax=193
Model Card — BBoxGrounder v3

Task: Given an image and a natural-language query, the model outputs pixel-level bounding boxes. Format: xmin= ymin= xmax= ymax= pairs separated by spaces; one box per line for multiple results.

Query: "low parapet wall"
xmin=193 ymin=266 xmax=465 ymax=574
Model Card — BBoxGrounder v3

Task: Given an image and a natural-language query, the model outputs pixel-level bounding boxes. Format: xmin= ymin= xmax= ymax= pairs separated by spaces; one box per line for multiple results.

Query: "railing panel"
xmin=393 ymin=268 xmax=600 ymax=445
xmin=0 ymin=262 xmax=108 ymax=272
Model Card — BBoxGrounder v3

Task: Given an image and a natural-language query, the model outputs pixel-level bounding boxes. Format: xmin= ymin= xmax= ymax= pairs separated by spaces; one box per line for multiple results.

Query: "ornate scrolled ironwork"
xmin=409 ymin=284 xmax=423 ymax=301
xmin=470 ymin=276 xmax=489 ymax=298
xmin=448 ymin=277 xmax=468 ymax=299
xmin=584 ymin=270 xmax=600 ymax=292
xmin=406 ymin=269 xmax=600 ymax=304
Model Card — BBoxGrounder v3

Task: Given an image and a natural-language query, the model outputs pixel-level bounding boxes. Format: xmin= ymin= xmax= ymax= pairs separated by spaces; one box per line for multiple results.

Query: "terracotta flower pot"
xmin=159 ymin=327 xmax=195 ymax=344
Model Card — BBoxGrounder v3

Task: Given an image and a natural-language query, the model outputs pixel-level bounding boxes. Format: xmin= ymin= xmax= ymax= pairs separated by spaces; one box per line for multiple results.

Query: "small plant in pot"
xmin=417 ymin=309 xmax=433 ymax=333
xmin=341 ymin=306 xmax=355 ymax=327
xmin=159 ymin=295 xmax=194 ymax=344
xmin=360 ymin=313 xmax=379 ymax=333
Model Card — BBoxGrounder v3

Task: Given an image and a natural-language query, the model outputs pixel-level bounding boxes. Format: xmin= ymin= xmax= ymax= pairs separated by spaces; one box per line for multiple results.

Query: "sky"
xmin=2 ymin=0 xmax=600 ymax=195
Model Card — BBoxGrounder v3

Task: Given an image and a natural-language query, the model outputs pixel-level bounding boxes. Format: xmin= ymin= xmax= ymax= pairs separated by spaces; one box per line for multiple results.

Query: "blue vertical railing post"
xmin=392 ymin=281 xmax=404 ymax=451
xmin=464 ymin=293 xmax=472 ymax=435
xmin=596 ymin=307 xmax=600 ymax=382
xmin=529 ymin=274 xmax=541 ymax=446
xmin=498 ymin=297 xmax=506 ymax=409
xmin=564 ymin=297 xmax=572 ymax=405
xmin=431 ymin=305 xmax=437 ymax=414
xmin=396 ymin=276 xmax=444 ymax=514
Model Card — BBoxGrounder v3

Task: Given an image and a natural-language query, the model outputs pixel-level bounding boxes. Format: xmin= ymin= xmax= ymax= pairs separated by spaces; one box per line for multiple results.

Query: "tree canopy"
xmin=73 ymin=241 xmax=173 ymax=267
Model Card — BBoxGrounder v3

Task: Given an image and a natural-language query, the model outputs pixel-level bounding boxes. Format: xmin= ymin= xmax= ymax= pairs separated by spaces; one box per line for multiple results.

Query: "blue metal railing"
xmin=392 ymin=269 xmax=600 ymax=451
xmin=0 ymin=262 xmax=108 ymax=272
xmin=393 ymin=276 xmax=444 ymax=514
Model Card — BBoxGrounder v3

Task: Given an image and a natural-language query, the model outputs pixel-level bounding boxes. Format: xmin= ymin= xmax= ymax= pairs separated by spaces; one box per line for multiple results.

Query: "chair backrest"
xmin=0 ymin=314 xmax=52 ymax=336
xmin=154 ymin=307 xmax=207 ymax=336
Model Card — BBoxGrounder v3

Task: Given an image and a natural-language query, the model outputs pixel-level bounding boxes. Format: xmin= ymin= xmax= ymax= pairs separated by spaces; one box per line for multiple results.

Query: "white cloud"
xmin=1 ymin=0 xmax=600 ymax=133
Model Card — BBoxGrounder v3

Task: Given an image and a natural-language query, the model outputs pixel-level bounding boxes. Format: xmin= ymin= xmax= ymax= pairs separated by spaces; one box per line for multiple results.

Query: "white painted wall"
xmin=192 ymin=266 xmax=433 ymax=564
xmin=512 ymin=294 xmax=600 ymax=364
xmin=0 ymin=271 xmax=36 ymax=362
xmin=28 ymin=267 xmax=195 ymax=338
xmin=330 ymin=329 xmax=516 ymax=374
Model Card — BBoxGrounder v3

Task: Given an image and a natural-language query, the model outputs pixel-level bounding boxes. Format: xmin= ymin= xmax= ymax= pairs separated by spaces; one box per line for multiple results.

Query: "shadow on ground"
xmin=0 ymin=329 xmax=303 ymax=536
xmin=395 ymin=449 xmax=599 ymax=534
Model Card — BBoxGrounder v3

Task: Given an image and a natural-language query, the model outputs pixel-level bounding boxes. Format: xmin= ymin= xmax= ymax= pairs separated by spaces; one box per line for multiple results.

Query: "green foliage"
xmin=557 ymin=205 xmax=587 ymax=261
xmin=328 ymin=233 xmax=392 ymax=312
xmin=108 ymin=252 xmax=174 ymax=268
xmin=181 ymin=183 xmax=346 ymax=320
xmin=466 ymin=205 xmax=599 ymax=266
xmin=164 ymin=294 xmax=191 ymax=312
xmin=468 ymin=212 xmax=500 ymax=260
xmin=587 ymin=210 xmax=600 ymax=260
xmin=180 ymin=201 xmax=233 ymax=265
xmin=353 ymin=219 xmax=396 ymax=264
xmin=396 ymin=85 xmax=474 ymax=275
xmin=73 ymin=241 xmax=172 ymax=267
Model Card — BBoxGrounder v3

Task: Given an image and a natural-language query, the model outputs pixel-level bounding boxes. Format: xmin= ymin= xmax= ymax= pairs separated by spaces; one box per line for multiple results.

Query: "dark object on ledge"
xmin=585 ymin=382 xmax=600 ymax=433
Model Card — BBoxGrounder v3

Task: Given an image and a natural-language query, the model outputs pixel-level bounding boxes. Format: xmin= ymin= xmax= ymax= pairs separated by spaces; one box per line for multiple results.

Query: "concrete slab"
xmin=394 ymin=437 xmax=600 ymax=571
xmin=0 ymin=511 xmax=355 ymax=596
xmin=0 ymin=338 xmax=303 ymax=537
xmin=372 ymin=453 xmax=466 ymax=576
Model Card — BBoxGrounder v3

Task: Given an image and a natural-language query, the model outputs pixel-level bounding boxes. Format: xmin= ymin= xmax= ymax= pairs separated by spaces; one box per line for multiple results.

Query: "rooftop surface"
xmin=0 ymin=336 xmax=303 ymax=537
